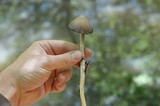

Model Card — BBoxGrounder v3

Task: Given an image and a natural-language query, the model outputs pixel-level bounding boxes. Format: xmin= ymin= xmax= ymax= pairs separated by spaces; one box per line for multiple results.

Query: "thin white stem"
xmin=80 ymin=34 xmax=85 ymax=58
xmin=80 ymin=33 xmax=87 ymax=106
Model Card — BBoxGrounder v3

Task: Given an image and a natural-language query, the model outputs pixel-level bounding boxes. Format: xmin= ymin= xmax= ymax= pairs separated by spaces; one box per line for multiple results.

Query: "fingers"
xmin=51 ymin=83 xmax=67 ymax=93
xmin=51 ymin=69 xmax=72 ymax=93
xmin=34 ymin=40 xmax=92 ymax=57
xmin=56 ymin=69 xmax=73 ymax=84
xmin=47 ymin=40 xmax=79 ymax=54
xmin=84 ymin=48 xmax=92 ymax=58
xmin=35 ymin=40 xmax=79 ymax=55
xmin=42 ymin=50 xmax=83 ymax=70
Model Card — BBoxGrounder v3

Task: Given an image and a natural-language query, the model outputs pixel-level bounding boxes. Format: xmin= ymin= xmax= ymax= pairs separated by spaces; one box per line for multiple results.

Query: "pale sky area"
xmin=0 ymin=43 xmax=14 ymax=63
xmin=0 ymin=45 xmax=10 ymax=63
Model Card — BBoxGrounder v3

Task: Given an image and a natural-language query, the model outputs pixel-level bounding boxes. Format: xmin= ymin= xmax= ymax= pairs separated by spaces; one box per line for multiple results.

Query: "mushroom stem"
xmin=80 ymin=33 xmax=85 ymax=58
xmin=80 ymin=33 xmax=87 ymax=106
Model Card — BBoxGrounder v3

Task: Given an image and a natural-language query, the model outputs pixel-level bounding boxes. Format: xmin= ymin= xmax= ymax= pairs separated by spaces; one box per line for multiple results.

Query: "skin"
xmin=0 ymin=40 xmax=92 ymax=106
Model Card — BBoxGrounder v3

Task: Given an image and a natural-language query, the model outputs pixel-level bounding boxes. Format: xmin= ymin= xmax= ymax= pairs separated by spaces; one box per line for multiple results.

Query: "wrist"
xmin=0 ymin=67 xmax=20 ymax=106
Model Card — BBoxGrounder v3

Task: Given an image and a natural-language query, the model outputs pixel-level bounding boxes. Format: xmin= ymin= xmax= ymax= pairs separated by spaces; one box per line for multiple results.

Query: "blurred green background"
xmin=0 ymin=0 xmax=160 ymax=106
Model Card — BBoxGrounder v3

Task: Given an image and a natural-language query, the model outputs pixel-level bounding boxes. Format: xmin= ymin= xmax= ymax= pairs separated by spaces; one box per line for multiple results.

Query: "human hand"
xmin=0 ymin=40 xmax=92 ymax=106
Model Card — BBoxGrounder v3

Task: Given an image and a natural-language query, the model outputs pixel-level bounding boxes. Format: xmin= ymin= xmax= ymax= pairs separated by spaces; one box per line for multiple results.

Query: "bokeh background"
xmin=0 ymin=0 xmax=160 ymax=106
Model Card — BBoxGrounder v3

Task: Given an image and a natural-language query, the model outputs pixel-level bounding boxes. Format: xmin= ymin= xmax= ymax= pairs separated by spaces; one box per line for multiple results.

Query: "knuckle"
xmin=33 ymin=41 xmax=40 ymax=45
xmin=33 ymin=40 xmax=44 ymax=46
xmin=37 ymin=55 xmax=49 ymax=64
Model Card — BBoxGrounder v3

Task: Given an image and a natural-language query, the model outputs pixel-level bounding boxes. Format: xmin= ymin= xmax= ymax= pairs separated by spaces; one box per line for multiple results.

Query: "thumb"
xmin=43 ymin=50 xmax=82 ymax=70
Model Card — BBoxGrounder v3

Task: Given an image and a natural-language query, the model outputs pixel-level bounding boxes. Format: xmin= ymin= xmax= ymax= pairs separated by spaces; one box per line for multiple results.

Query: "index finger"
xmin=36 ymin=40 xmax=92 ymax=57
xmin=47 ymin=40 xmax=79 ymax=54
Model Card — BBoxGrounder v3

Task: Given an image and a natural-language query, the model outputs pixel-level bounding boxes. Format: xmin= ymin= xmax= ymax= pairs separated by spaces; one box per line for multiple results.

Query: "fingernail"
xmin=71 ymin=50 xmax=82 ymax=60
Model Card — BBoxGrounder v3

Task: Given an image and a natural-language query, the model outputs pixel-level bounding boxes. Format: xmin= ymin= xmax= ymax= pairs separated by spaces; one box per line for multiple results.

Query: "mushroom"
xmin=68 ymin=15 xmax=93 ymax=106
xmin=68 ymin=15 xmax=93 ymax=58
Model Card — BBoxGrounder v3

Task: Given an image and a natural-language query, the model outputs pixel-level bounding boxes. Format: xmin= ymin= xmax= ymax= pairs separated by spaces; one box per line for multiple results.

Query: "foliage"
xmin=0 ymin=0 xmax=160 ymax=106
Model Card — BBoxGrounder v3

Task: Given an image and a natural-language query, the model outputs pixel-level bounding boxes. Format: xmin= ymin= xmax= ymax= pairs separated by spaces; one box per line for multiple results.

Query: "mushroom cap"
xmin=68 ymin=15 xmax=93 ymax=34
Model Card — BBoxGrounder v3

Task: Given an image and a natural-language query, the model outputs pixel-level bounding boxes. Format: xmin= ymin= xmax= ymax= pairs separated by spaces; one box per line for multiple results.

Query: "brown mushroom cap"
xmin=68 ymin=15 xmax=93 ymax=34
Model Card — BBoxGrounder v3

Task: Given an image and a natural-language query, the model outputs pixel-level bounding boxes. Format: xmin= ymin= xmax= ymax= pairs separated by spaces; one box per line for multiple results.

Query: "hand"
xmin=0 ymin=40 xmax=92 ymax=106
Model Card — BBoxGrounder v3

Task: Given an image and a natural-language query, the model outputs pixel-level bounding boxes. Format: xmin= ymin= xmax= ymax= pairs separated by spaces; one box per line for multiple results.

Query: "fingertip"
xmin=85 ymin=48 xmax=93 ymax=57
